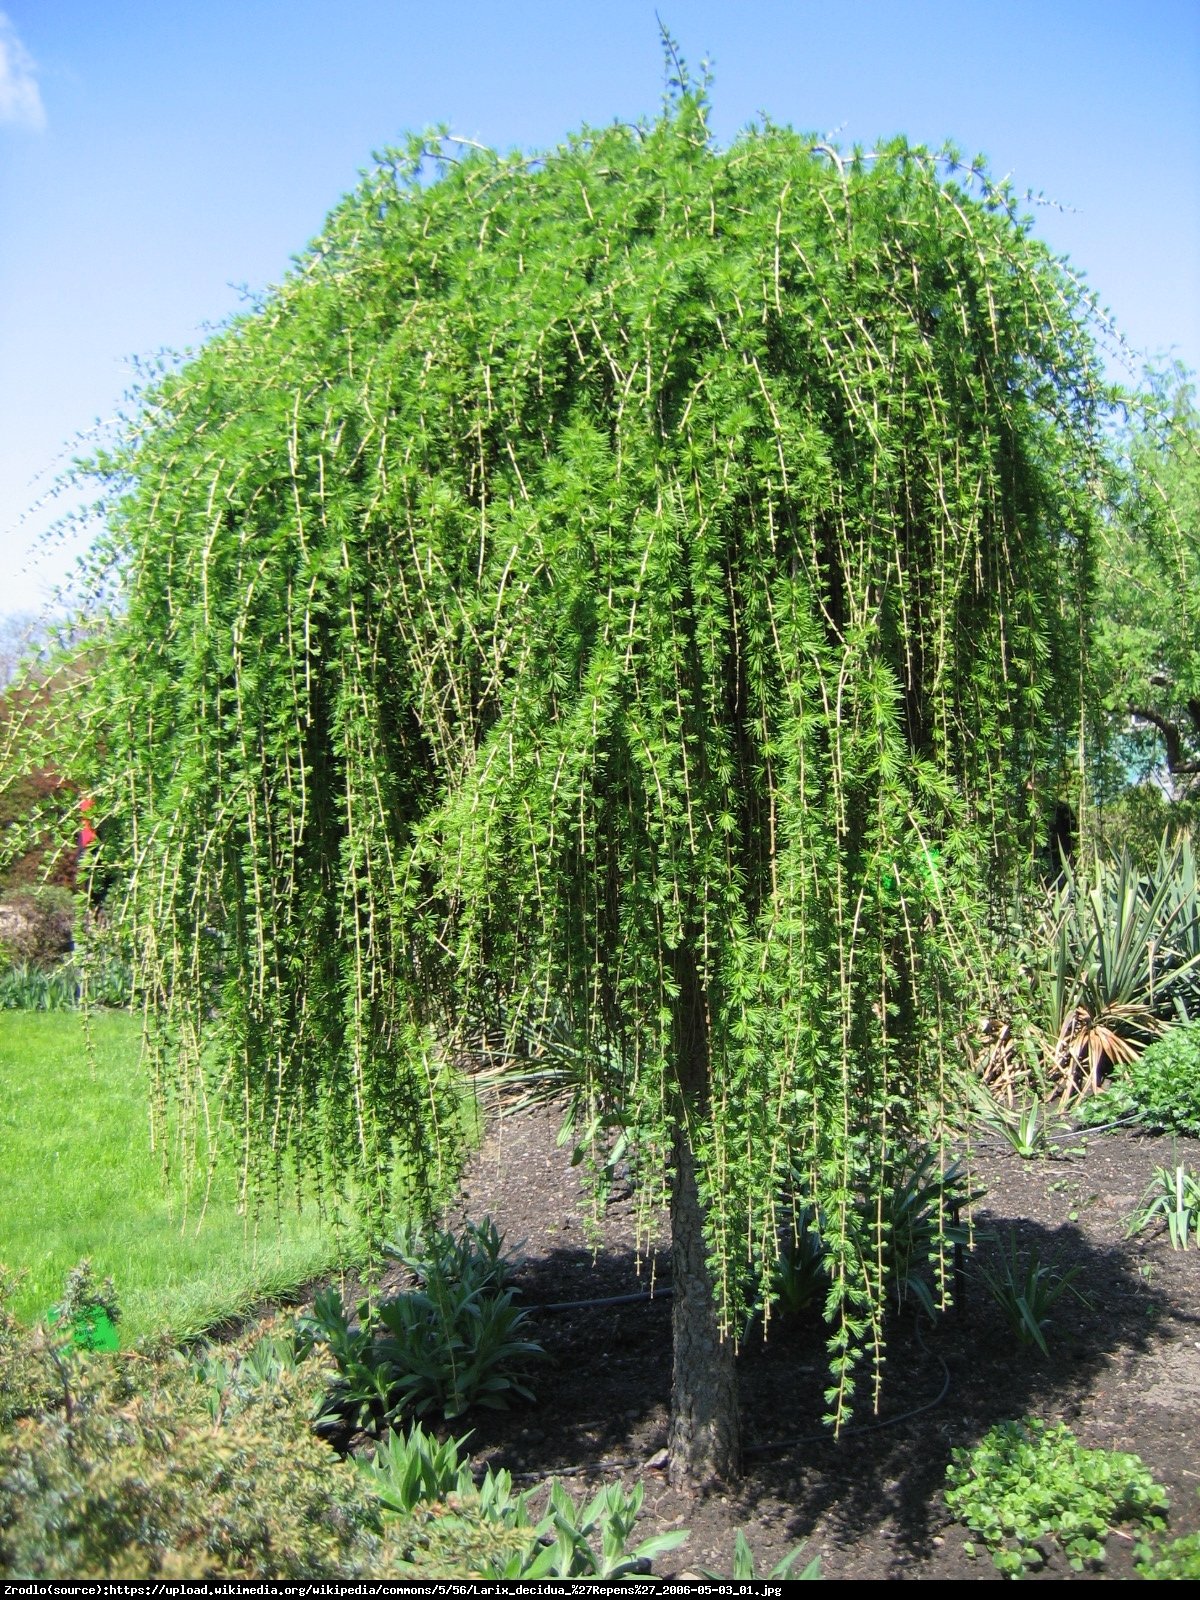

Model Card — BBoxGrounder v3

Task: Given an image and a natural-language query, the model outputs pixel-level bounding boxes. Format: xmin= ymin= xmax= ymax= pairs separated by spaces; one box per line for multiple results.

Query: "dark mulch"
xmin=391 ymin=1095 xmax=1200 ymax=1581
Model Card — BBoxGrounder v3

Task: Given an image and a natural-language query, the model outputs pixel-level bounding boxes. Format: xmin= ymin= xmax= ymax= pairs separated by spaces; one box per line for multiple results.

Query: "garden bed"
xmin=410 ymin=1098 xmax=1200 ymax=1580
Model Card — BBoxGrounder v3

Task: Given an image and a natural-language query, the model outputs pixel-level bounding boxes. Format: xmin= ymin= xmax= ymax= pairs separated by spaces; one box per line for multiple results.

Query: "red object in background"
xmin=79 ymin=795 xmax=97 ymax=850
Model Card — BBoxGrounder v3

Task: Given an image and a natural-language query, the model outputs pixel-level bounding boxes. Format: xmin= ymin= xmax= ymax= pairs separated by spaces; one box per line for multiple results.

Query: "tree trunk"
xmin=667 ymin=950 xmax=741 ymax=1487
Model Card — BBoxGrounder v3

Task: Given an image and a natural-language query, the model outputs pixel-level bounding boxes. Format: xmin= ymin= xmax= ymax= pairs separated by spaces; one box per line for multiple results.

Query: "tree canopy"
xmin=8 ymin=88 xmax=1124 ymax=1480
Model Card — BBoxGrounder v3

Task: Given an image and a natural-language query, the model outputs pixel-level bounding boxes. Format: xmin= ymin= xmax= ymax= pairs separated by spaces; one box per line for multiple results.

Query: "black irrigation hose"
xmin=531 ymin=1288 xmax=670 ymax=1313
xmin=520 ymin=1287 xmax=953 ymax=1459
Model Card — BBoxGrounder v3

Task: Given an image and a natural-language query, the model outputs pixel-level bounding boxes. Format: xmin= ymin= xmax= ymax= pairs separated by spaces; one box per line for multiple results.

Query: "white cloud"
xmin=0 ymin=12 xmax=45 ymax=131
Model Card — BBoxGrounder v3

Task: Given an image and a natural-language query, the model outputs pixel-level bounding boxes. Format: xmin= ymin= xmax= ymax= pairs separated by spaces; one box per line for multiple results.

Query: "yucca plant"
xmin=1155 ymin=832 xmax=1200 ymax=1021
xmin=1032 ymin=841 xmax=1200 ymax=1104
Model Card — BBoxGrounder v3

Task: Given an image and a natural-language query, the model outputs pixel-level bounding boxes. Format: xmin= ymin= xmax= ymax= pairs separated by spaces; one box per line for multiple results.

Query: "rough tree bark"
xmin=667 ymin=951 xmax=741 ymax=1487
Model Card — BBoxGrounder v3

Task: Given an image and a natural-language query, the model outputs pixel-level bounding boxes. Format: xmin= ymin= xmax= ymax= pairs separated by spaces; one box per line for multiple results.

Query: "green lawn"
xmin=0 ymin=1011 xmax=415 ymax=1345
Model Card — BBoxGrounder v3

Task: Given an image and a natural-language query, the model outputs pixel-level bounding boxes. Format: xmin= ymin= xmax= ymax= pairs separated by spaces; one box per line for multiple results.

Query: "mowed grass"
xmin=0 ymin=1011 xmax=419 ymax=1345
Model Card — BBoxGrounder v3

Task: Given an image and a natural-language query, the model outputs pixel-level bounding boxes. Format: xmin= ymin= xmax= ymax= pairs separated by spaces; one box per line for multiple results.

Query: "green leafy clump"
xmin=703 ymin=1528 xmax=821 ymax=1580
xmin=0 ymin=1263 xmax=59 ymax=1427
xmin=974 ymin=1233 xmax=1088 ymax=1355
xmin=975 ymin=1093 xmax=1060 ymax=1158
xmin=945 ymin=1418 xmax=1168 ymax=1577
xmin=49 ymin=1257 xmax=121 ymax=1350
xmin=1104 ymin=1020 xmax=1200 ymax=1136
xmin=1126 ymin=1162 xmax=1200 ymax=1250
xmin=359 ymin=1421 xmax=479 ymax=1515
xmin=299 ymin=1219 xmax=544 ymax=1435
xmin=504 ymin=1479 xmax=689 ymax=1581
xmin=0 ymin=1329 xmax=408 ymax=1579
xmin=1017 ymin=838 xmax=1200 ymax=1105
xmin=0 ymin=960 xmax=79 ymax=1011
xmin=769 ymin=1143 xmax=975 ymax=1327
xmin=1135 ymin=1528 xmax=1200 ymax=1579
xmin=0 ymin=887 xmax=76 ymax=968
xmin=361 ymin=1424 xmax=691 ymax=1579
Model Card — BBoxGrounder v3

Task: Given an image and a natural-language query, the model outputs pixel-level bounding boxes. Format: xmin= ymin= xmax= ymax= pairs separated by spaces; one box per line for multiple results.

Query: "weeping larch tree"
xmin=16 ymin=78 xmax=1121 ymax=1484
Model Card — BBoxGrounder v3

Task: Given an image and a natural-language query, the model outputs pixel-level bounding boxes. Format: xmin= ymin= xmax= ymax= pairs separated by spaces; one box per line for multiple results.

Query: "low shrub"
xmin=300 ymin=1218 xmax=544 ymax=1438
xmin=0 ymin=886 xmax=76 ymax=968
xmin=1104 ymin=1021 xmax=1200 ymax=1137
xmin=945 ymin=1417 xmax=1168 ymax=1577
xmin=0 ymin=1291 xmax=409 ymax=1578
xmin=0 ymin=1263 xmax=59 ymax=1427
xmin=1126 ymin=1163 xmax=1200 ymax=1250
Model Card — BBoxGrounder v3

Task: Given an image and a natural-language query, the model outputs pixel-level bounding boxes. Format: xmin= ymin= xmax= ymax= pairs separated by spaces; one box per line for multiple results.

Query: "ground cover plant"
xmin=1077 ymin=1018 xmax=1200 ymax=1137
xmin=2 ymin=45 xmax=1140 ymax=1488
xmin=0 ymin=1012 xmax=366 ymax=1343
xmin=944 ymin=1417 xmax=1168 ymax=1576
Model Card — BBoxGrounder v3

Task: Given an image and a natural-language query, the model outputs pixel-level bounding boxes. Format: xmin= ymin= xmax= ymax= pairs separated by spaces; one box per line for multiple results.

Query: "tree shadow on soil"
xmin=461 ymin=1215 xmax=1171 ymax=1573
xmin=727 ymin=1212 xmax=1172 ymax=1570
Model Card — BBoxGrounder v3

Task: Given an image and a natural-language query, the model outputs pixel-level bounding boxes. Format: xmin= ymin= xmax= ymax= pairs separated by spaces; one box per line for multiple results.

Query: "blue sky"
xmin=1 ymin=0 xmax=1197 ymax=617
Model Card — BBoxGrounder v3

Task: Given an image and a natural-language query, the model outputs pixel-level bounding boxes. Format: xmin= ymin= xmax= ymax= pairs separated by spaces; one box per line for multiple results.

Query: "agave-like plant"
xmin=1155 ymin=832 xmax=1200 ymax=1020
xmin=1032 ymin=837 xmax=1200 ymax=1104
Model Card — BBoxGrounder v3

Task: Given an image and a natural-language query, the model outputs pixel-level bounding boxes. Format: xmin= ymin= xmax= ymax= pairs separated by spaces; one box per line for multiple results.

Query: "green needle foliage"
xmin=4 ymin=63 xmax=1126 ymax=1480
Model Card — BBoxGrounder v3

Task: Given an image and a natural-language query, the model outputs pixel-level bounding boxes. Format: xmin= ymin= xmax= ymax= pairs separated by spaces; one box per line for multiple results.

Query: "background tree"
xmin=0 ymin=616 xmax=85 ymax=892
xmin=1093 ymin=369 xmax=1200 ymax=842
xmin=6 ymin=82 xmax=1122 ymax=1484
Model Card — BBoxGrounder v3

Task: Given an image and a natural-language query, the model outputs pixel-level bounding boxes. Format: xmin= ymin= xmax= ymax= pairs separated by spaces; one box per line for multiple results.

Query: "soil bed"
xmin=400 ymin=1097 xmax=1200 ymax=1581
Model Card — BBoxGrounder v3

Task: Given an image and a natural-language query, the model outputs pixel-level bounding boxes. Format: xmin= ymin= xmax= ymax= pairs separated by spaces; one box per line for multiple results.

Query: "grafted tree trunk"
xmin=667 ymin=952 xmax=741 ymax=1487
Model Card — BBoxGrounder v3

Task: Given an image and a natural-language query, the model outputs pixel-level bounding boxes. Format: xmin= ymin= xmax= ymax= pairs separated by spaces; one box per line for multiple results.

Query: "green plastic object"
xmin=47 ymin=1306 xmax=120 ymax=1351
xmin=881 ymin=845 xmax=942 ymax=903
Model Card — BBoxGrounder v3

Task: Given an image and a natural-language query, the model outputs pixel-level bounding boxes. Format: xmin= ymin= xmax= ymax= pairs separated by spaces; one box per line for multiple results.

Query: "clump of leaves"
xmin=879 ymin=1147 xmax=977 ymax=1318
xmin=0 ymin=1327 xmax=416 ymax=1579
xmin=975 ymin=1093 xmax=1058 ymax=1159
xmin=770 ymin=1203 xmax=830 ymax=1319
xmin=361 ymin=1422 xmax=688 ymax=1580
xmin=945 ymin=1418 xmax=1168 ymax=1577
xmin=359 ymin=1421 xmax=479 ymax=1515
xmin=0 ymin=1263 xmax=58 ymax=1426
xmin=702 ymin=1528 xmax=821 ymax=1580
xmin=1029 ymin=843 xmax=1200 ymax=1103
xmin=49 ymin=1258 xmax=121 ymax=1350
xmin=1135 ymin=1519 xmax=1200 ymax=1580
xmin=769 ymin=1144 xmax=976 ymax=1329
xmin=0 ymin=959 xmax=79 ymax=1011
xmin=975 ymin=1233 xmax=1089 ymax=1355
xmin=1105 ymin=1021 xmax=1200 ymax=1137
xmin=505 ymin=1479 xmax=689 ymax=1580
xmin=0 ymin=886 xmax=76 ymax=968
xmin=1127 ymin=1162 xmax=1200 ymax=1250
xmin=299 ymin=1218 xmax=543 ymax=1436
xmin=190 ymin=1324 xmax=309 ymax=1425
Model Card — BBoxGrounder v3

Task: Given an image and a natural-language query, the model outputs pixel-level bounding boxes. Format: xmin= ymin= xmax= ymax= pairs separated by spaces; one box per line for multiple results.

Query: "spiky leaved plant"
xmin=3 ymin=62 xmax=1123 ymax=1483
